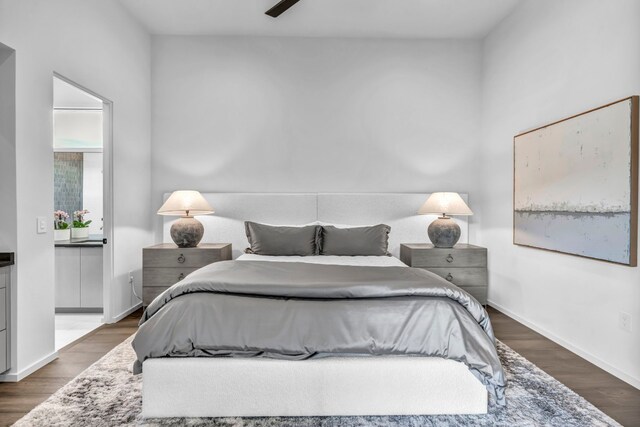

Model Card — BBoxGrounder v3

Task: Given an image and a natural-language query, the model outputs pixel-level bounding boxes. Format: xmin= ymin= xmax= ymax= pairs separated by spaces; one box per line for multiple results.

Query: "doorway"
xmin=52 ymin=75 xmax=113 ymax=350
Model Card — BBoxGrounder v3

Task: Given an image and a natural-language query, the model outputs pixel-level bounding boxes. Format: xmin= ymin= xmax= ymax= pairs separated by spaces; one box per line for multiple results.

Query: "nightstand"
xmin=400 ymin=243 xmax=488 ymax=305
xmin=142 ymin=243 xmax=232 ymax=306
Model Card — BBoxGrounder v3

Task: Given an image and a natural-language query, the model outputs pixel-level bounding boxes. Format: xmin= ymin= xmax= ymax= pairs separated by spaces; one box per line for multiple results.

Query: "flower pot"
xmin=54 ymin=229 xmax=71 ymax=241
xmin=71 ymin=227 xmax=89 ymax=239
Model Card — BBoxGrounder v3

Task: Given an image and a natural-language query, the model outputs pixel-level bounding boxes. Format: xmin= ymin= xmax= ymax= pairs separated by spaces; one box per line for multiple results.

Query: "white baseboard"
xmin=107 ymin=302 xmax=142 ymax=324
xmin=488 ymin=300 xmax=640 ymax=391
xmin=0 ymin=351 xmax=59 ymax=382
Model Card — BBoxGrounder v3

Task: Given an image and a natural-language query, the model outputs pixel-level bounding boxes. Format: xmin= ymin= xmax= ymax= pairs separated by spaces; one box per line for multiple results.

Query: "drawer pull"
xmin=178 ymin=273 xmax=185 ymax=281
xmin=446 ymin=254 xmax=454 ymax=263
xmin=177 ymin=254 xmax=186 ymax=264
xmin=445 ymin=273 xmax=453 ymax=282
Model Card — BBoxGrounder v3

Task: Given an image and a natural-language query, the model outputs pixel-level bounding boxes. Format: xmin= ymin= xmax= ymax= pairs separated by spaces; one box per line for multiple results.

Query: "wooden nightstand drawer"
xmin=142 ymin=243 xmax=232 ymax=306
xmin=143 ymin=286 xmax=169 ymax=305
xmin=143 ymin=246 xmax=226 ymax=268
xmin=400 ymin=243 xmax=488 ymax=305
xmin=143 ymin=267 xmax=199 ymax=288
xmin=426 ymin=267 xmax=487 ymax=287
xmin=458 ymin=286 xmax=487 ymax=305
xmin=401 ymin=244 xmax=486 ymax=268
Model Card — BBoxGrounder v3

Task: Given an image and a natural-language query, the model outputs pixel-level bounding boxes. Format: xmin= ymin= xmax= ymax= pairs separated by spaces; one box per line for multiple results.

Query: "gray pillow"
xmin=320 ymin=224 xmax=391 ymax=256
xmin=245 ymin=222 xmax=320 ymax=256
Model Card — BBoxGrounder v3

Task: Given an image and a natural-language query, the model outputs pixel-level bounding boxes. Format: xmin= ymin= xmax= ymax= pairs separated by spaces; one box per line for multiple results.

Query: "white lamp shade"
xmin=418 ymin=192 xmax=473 ymax=216
xmin=157 ymin=191 xmax=215 ymax=216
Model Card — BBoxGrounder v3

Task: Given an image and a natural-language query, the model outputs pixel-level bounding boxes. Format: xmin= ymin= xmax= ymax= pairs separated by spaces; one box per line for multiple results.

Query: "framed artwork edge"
xmin=512 ymin=96 xmax=639 ymax=267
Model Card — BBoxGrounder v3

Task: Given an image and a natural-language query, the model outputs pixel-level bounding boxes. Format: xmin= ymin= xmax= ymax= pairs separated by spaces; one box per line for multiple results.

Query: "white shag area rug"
xmin=14 ymin=336 xmax=621 ymax=427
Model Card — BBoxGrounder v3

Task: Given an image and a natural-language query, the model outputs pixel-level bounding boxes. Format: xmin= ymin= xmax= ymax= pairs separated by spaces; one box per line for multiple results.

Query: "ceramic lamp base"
xmin=427 ymin=216 xmax=461 ymax=248
xmin=170 ymin=216 xmax=204 ymax=248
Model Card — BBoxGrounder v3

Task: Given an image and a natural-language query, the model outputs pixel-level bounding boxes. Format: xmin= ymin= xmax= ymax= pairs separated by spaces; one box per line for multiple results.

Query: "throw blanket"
xmin=133 ymin=260 xmax=506 ymax=405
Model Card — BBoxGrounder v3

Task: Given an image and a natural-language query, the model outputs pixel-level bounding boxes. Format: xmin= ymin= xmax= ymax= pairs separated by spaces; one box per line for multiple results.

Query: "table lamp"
xmin=418 ymin=192 xmax=473 ymax=248
xmin=157 ymin=190 xmax=215 ymax=248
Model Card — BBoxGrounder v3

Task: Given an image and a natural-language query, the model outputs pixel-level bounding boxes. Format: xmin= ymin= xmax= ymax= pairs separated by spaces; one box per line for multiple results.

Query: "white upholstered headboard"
xmin=162 ymin=193 xmax=470 ymax=259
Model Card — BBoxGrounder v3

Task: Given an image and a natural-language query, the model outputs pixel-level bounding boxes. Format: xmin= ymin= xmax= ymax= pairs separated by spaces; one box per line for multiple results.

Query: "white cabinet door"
xmin=80 ymin=247 xmax=103 ymax=308
xmin=0 ymin=288 xmax=5 ymax=331
xmin=0 ymin=269 xmax=9 ymax=373
xmin=55 ymin=248 xmax=81 ymax=307
xmin=0 ymin=271 xmax=5 ymax=331
xmin=0 ymin=329 xmax=6 ymax=373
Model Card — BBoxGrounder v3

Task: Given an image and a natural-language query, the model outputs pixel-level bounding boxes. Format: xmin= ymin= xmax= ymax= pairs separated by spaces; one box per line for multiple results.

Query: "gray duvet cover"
xmin=133 ymin=260 xmax=506 ymax=405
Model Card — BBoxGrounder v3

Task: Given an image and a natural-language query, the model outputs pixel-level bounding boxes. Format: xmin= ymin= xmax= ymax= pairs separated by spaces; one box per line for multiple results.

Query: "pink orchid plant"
xmin=73 ymin=210 xmax=92 ymax=228
xmin=54 ymin=210 xmax=70 ymax=230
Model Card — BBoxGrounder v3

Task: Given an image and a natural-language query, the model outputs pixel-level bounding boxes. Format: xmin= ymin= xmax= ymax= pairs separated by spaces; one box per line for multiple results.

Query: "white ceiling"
xmin=119 ymin=0 xmax=522 ymax=39
xmin=53 ymin=77 xmax=102 ymax=109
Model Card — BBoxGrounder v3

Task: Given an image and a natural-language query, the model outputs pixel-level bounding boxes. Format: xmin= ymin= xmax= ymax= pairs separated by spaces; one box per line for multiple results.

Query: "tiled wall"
xmin=54 ymin=152 xmax=83 ymax=218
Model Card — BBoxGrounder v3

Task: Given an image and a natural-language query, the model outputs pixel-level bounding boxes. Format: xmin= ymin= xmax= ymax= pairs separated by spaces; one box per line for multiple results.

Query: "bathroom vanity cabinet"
xmin=55 ymin=246 xmax=103 ymax=312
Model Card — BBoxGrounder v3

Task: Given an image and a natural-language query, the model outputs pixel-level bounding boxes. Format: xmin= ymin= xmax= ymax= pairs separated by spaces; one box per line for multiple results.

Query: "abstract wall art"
xmin=514 ymin=97 xmax=639 ymax=266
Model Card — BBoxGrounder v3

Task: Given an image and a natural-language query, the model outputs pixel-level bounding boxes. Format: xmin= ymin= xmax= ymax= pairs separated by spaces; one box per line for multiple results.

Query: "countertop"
xmin=0 ymin=252 xmax=15 ymax=268
xmin=55 ymin=234 xmax=104 ymax=248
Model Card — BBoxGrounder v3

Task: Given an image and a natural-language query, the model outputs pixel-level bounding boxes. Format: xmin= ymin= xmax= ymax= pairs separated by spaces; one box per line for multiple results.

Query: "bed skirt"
xmin=141 ymin=356 xmax=488 ymax=417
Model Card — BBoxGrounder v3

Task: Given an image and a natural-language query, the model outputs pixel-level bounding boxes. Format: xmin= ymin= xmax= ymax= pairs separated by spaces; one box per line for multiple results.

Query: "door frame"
xmin=52 ymin=72 xmax=115 ymax=323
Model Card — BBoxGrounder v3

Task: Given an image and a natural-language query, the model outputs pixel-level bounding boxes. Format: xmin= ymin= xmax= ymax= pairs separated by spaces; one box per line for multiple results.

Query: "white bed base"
xmin=142 ymin=357 xmax=487 ymax=418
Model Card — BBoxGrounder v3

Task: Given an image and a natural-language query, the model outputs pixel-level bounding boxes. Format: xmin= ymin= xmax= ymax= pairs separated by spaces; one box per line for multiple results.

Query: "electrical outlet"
xmin=619 ymin=312 xmax=632 ymax=333
xmin=36 ymin=216 xmax=47 ymax=234
xmin=129 ymin=271 xmax=134 ymax=285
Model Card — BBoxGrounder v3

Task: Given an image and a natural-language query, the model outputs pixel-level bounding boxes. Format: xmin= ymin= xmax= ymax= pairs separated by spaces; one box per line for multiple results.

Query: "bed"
xmin=135 ymin=193 xmax=505 ymax=418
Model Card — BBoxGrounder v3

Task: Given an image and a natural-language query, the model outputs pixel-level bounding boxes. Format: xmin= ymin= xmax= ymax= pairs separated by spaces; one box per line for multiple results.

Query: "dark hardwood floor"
xmin=0 ymin=310 xmax=140 ymax=426
xmin=0 ymin=307 xmax=638 ymax=426
xmin=488 ymin=306 xmax=640 ymax=427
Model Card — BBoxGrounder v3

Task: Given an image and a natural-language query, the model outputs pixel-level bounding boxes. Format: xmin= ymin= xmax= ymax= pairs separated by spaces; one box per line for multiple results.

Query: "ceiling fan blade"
xmin=265 ymin=0 xmax=301 ymax=17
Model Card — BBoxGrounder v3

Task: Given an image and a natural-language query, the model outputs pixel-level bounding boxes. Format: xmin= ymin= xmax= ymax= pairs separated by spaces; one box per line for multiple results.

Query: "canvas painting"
xmin=514 ymin=97 xmax=638 ymax=265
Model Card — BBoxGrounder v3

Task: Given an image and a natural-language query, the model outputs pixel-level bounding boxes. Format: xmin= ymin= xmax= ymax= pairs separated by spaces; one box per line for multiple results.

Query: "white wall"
xmin=0 ymin=45 xmax=16 ymax=252
xmin=151 ymin=36 xmax=483 ymax=241
xmin=0 ymin=44 xmax=17 ymax=372
xmin=480 ymin=0 xmax=640 ymax=387
xmin=0 ymin=0 xmax=151 ymax=379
